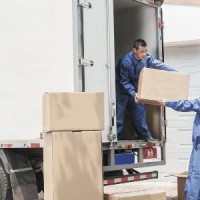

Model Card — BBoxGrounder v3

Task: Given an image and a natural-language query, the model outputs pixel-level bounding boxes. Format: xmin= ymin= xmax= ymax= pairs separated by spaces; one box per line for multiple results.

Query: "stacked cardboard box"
xmin=43 ymin=92 xmax=104 ymax=200
xmin=43 ymin=92 xmax=104 ymax=132
xmin=138 ymin=68 xmax=190 ymax=105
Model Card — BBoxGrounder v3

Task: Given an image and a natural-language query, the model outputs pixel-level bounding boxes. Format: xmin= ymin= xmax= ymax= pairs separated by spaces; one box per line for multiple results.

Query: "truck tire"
xmin=0 ymin=161 xmax=13 ymax=200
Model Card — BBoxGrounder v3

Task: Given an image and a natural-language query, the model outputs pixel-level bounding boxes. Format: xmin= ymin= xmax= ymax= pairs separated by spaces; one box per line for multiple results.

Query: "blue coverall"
xmin=166 ymin=99 xmax=200 ymax=200
xmin=116 ymin=51 xmax=175 ymax=139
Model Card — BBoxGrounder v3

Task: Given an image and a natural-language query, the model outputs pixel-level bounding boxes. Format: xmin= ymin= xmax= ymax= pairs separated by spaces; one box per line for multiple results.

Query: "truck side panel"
xmin=0 ymin=0 xmax=75 ymax=140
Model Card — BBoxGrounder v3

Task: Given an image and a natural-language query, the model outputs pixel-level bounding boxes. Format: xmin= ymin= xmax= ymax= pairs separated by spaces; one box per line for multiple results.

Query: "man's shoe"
xmin=145 ymin=137 xmax=158 ymax=143
xmin=136 ymin=136 xmax=158 ymax=143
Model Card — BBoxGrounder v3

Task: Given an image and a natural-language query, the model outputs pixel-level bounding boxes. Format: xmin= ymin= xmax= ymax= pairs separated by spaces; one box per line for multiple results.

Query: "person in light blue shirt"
xmin=116 ymin=39 xmax=176 ymax=142
xmin=159 ymin=98 xmax=200 ymax=200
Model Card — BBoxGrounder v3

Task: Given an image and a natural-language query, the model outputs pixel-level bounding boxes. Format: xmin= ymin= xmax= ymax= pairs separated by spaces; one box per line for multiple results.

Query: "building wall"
xmin=162 ymin=4 xmax=200 ymax=42
xmin=151 ymin=4 xmax=200 ymax=174
xmin=165 ymin=0 xmax=200 ymax=6
xmin=164 ymin=44 xmax=200 ymax=172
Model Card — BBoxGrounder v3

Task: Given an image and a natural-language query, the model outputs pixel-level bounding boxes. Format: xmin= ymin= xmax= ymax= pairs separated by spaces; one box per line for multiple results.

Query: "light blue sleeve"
xmin=148 ymin=54 xmax=177 ymax=72
xmin=166 ymin=99 xmax=200 ymax=112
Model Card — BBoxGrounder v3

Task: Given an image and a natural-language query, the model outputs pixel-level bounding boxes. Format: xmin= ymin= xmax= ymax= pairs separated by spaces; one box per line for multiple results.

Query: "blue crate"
xmin=115 ymin=152 xmax=135 ymax=165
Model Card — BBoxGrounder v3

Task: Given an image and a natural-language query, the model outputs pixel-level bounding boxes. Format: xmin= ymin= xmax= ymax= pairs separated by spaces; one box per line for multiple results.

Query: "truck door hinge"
xmin=162 ymin=119 xmax=168 ymax=126
xmin=78 ymin=0 xmax=92 ymax=9
xmin=111 ymin=102 xmax=116 ymax=127
xmin=79 ymin=58 xmax=94 ymax=67
xmin=155 ymin=0 xmax=164 ymax=6
xmin=112 ymin=102 xmax=116 ymax=118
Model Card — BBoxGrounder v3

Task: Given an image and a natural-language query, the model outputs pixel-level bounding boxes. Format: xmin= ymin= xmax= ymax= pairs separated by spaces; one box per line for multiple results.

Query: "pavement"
xmin=104 ymin=169 xmax=179 ymax=200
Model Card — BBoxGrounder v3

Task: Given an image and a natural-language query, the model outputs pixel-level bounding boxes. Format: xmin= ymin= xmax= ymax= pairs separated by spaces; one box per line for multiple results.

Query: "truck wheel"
xmin=0 ymin=161 xmax=13 ymax=200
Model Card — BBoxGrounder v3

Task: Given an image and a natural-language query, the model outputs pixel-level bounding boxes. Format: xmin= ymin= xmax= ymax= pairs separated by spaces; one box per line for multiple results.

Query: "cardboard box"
xmin=177 ymin=171 xmax=187 ymax=200
xmin=104 ymin=190 xmax=166 ymax=200
xmin=138 ymin=68 xmax=190 ymax=105
xmin=169 ymin=171 xmax=187 ymax=200
xmin=42 ymin=92 xmax=104 ymax=132
xmin=44 ymin=131 xmax=103 ymax=200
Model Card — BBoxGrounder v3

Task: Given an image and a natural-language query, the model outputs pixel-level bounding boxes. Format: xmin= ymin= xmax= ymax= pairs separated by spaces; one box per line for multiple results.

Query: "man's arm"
xmin=165 ymin=99 xmax=200 ymax=112
xmin=118 ymin=60 xmax=136 ymax=97
xmin=148 ymin=54 xmax=177 ymax=72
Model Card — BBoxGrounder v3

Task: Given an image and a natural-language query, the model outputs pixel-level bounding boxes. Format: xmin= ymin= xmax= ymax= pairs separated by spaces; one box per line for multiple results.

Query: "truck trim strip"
xmin=0 ymin=140 xmax=43 ymax=148
xmin=104 ymin=171 xmax=158 ymax=185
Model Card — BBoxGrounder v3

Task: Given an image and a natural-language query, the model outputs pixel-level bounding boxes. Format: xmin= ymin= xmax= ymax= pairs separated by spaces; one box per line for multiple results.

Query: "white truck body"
xmin=0 ymin=0 xmax=75 ymax=140
xmin=0 ymin=0 xmax=163 ymax=142
xmin=0 ymin=0 xmax=166 ymax=199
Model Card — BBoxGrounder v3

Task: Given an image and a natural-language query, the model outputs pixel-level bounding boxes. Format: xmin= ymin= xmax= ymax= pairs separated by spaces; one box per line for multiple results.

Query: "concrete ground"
xmin=104 ymin=169 xmax=179 ymax=200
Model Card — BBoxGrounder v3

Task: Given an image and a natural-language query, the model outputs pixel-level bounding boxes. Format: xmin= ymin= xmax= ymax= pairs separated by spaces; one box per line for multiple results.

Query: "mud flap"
xmin=10 ymin=169 xmax=38 ymax=200
xmin=0 ymin=149 xmax=38 ymax=200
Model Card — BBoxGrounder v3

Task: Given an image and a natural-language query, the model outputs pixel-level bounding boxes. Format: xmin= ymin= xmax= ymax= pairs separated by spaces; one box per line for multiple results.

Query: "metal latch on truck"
xmin=79 ymin=58 xmax=94 ymax=67
xmin=78 ymin=0 xmax=92 ymax=9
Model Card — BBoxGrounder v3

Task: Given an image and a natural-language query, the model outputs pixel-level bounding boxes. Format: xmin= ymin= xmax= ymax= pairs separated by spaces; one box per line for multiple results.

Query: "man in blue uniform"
xmin=116 ymin=39 xmax=176 ymax=142
xmin=159 ymin=98 xmax=200 ymax=200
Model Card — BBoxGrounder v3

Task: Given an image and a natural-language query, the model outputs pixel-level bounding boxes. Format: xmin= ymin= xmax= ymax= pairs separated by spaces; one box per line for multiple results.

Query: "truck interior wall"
xmin=118 ymin=105 xmax=161 ymax=140
xmin=114 ymin=0 xmax=158 ymax=62
xmin=114 ymin=0 xmax=161 ymax=140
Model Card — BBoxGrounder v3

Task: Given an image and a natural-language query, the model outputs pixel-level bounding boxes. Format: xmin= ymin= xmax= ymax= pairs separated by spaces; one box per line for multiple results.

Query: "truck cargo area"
xmin=113 ymin=0 xmax=163 ymax=141
xmin=101 ymin=0 xmax=166 ymax=174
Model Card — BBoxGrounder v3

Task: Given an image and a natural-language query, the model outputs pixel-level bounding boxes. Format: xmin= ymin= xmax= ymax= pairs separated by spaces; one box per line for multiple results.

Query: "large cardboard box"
xmin=42 ymin=92 xmax=104 ymax=132
xmin=44 ymin=131 xmax=103 ymax=200
xmin=138 ymin=68 xmax=190 ymax=105
xmin=104 ymin=190 xmax=166 ymax=200
xmin=169 ymin=171 xmax=187 ymax=200
xmin=177 ymin=171 xmax=187 ymax=200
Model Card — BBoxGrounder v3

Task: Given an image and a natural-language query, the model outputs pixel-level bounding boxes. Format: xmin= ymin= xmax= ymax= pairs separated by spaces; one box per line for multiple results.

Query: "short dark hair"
xmin=133 ymin=39 xmax=147 ymax=50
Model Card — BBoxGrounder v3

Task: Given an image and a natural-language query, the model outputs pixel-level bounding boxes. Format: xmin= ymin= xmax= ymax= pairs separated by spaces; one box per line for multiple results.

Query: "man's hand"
xmin=134 ymin=93 xmax=140 ymax=103
xmin=157 ymin=98 xmax=166 ymax=106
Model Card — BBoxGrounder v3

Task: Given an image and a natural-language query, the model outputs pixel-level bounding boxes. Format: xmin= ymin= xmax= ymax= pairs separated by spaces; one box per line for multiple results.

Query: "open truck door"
xmin=77 ymin=0 xmax=117 ymax=143
xmin=76 ymin=0 xmax=167 ymax=184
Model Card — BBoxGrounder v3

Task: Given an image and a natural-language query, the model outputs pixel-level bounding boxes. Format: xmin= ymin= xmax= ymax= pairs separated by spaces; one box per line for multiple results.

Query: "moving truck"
xmin=0 ymin=0 xmax=166 ymax=199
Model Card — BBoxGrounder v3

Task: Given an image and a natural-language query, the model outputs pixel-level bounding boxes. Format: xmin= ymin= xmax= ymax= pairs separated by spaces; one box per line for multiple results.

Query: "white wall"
xmin=161 ymin=4 xmax=200 ymax=173
xmin=164 ymin=45 xmax=200 ymax=172
xmin=162 ymin=4 xmax=200 ymax=42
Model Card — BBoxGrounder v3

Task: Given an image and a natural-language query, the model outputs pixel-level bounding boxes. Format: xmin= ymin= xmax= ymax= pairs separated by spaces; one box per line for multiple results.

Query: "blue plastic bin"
xmin=115 ymin=152 xmax=135 ymax=165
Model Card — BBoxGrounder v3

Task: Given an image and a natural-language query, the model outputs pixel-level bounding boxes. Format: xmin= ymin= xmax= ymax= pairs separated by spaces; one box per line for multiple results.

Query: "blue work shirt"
xmin=116 ymin=51 xmax=176 ymax=98
xmin=166 ymin=99 xmax=200 ymax=147
xmin=166 ymin=99 xmax=200 ymax=200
